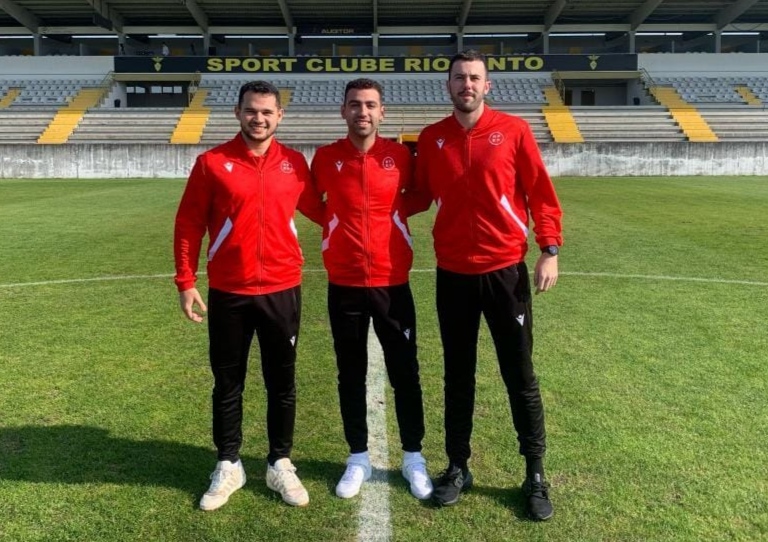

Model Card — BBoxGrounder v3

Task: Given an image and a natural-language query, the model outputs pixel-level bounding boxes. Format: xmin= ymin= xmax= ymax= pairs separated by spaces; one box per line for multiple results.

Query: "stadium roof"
xmin=1 ymin=0 xmax=768 ymax=36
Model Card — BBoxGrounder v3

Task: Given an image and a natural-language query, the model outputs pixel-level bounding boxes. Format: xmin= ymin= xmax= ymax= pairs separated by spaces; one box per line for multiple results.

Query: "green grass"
xmin=0 ymin=177 xmax=766 ymax=541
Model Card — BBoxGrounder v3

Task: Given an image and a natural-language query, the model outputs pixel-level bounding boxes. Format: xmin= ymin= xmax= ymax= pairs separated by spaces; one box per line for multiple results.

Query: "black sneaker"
xmin=432 ymin=464 xmax=473 ymax=506
xmin=522 ymin=473 xmax=553 ymax=521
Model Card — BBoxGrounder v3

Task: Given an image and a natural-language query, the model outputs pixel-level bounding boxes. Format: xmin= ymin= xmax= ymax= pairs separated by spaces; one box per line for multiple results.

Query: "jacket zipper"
xmin=256 ymin=156 xmax=265 ymax=292
xmin=465 ymin=130 xmax=475 ymax=264
xmin=362 ymin=154 xmax=372 ymax=286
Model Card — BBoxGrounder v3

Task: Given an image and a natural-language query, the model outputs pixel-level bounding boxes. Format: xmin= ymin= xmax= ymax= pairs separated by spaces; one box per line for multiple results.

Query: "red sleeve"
xmin=516 ymin=122 xmax=563 ymax=248
xmin=403 ymin=133 xmax=434 ymax=217
xmin=298 ymin=154 xmax=326 ymax=226
xmin=173 ymin=156 xmax=211 ymax=292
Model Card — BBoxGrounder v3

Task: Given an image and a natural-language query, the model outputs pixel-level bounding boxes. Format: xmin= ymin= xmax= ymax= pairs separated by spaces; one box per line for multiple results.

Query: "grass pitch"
xmin=0 ymin=177 xmax=766 ymax=541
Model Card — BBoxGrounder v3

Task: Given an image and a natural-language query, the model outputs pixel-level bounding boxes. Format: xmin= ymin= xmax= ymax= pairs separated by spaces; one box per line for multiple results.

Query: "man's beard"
xmin=241 ymin=125 xmax=273 ymax=141
xmin=451 ymin=93 xmax=482 ymax=113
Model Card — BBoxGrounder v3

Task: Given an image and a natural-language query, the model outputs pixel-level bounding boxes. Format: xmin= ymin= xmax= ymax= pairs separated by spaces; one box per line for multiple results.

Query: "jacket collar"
xmin=342 ymin=134 xmax=384 ymax=156
xmin=232 ymin=131 xmax=280 ymax=159
xmin=450 ymin=104 xmax=494 ymax=133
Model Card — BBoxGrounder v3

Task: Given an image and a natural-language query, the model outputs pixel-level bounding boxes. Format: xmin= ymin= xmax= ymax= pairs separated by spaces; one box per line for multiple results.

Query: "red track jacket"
xmin=412 ymin=106 xmax=563 ymax=274
xmin=310 ymin=136 xmax=414 ymax=287
xmin=174 ymin=134 xmax=322 ymax=295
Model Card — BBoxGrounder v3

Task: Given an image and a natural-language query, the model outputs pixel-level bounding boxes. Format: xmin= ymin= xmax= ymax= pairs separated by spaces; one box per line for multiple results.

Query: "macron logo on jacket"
xmin=436 ymin=138 xmax=445 ymax=149
xmin=335 ymin=160 xmax=343 ymax=172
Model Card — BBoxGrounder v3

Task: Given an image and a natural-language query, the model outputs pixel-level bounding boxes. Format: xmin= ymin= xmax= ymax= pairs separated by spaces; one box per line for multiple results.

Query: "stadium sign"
xmin=297 ymin=25 xmax=373 ymax=35
xmin=115 ymin=54 xmax=637 ymax=74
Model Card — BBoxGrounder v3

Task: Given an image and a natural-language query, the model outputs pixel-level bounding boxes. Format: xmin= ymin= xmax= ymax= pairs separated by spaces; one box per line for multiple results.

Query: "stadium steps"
xmin=651 ymin=87 xmax=718 ymax=143
xmin=0 ymin=110 xmax=56 ymax=143
xmin=542 ymin=87 xmax=583 ymax=143
xmin=68 ymin=109 xmax=182 ymax=144
xmin=37 ymin=88 xmax=107 ymax=144
xmin=279 ymin=88 xmax=293 ymax=105
xmin=735 ymin=86 xmax=762 ymax=106
xmin=171 ymin=90 xmax=210 ymax=144
xmin=0 ymin=88 xmax=20 ymax=108
xmin=698 ymin=108 xmax=768 ymax=141
xmin=570 ymin=107 xmax=686 ymax=142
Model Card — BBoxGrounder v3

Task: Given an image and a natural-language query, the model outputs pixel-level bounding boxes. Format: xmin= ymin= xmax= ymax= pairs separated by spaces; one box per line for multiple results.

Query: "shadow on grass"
xmin=471 ymin=484 xmax=528 ymax=520
xmin=0 ymin=424 xmax=341 ymax=506
xmin=0 ymin=425 xmax=459 ymax=508
xmin=270 ymin=464 xmax=414 ymax=501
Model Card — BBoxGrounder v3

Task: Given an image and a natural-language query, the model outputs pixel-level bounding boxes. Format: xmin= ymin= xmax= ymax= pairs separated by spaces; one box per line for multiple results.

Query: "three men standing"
xmin=174 ymin=53 xmax=563 ymax=522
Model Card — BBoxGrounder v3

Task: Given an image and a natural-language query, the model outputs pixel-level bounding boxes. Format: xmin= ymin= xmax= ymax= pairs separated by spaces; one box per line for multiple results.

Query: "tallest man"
xmin=410 ymin=51 xmax=563 ymax=521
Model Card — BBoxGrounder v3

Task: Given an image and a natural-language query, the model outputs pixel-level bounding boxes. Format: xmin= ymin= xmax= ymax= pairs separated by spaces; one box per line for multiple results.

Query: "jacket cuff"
xmin=176 ymin=279 xmax=196 ymax=292
xmin=538 ymin=238 xmax=561 ymax=250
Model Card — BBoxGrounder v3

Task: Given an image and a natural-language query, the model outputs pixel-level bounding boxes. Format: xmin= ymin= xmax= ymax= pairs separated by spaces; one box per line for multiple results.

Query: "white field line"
xmin=558 ymin=271 xmax=768 ymax=287
xmin=0 ymin=273 xmax=176 ymax=288
xmin=2 ymin=270 xmax=767 ymax=289
xmin=358 ymin=323 xmax=391 ymax=542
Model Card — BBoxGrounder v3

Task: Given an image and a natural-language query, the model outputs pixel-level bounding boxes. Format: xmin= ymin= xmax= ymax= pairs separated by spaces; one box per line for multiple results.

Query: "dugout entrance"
xmin=112 ymin=73 xmax=201 ymax=108
xmin=554 ymin=70 xmax=644 ymax=106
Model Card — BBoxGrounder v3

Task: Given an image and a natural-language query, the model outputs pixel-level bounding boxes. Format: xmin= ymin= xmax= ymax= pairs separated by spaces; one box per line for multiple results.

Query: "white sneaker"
xmin=402 ymin=452 xmax=433 ymax=500
xmin=199 ymin=459 xmax=246 ymax=511
xmin=266 ymin=458 xmax=310 ymax=507
xmin=336 ymin=452 xmax=372 ymax=499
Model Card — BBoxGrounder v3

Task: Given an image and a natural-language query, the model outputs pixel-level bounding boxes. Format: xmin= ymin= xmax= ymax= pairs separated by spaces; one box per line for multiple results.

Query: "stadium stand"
xmin=66 ymin=109 xmax=185 ymax=144
xmin=699 ymin=108 xmax=768 ymax=141
xmin=0 ymin=3 xmax=767 ymax=178
xmin=190 ymin=74 xmax=555 ymax=144
xmin=170 ymin=90 xmax=210 ymax=144
xmin=1 ymin=4 xmax=767 ymax=148
xmin=199 ymin=75 xmax=549 ymax=108
xmin=657 ymin=76 xmax=747 ymax=104
xmin=0 ymin=79 xmax=103 ymax=107
xmin=0 ymin=110 xmax=56 ymax=143
xmin=570 ymin=107 xmax=685 ymax=143
xmin=3 ymin=69 xmax=768 ymax=146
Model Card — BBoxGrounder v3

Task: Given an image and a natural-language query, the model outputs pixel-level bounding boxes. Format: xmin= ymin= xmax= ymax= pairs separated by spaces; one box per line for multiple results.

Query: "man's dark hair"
xmin=238 ymin=80 xmax=281 ymax=108
xmin=448 ymin=50 xmax=488 ymax=77
xmin=343 ymin=78 xmax=384 ymax=103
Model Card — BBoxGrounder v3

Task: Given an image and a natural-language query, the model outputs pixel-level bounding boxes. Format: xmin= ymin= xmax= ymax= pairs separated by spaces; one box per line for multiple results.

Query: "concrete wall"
xmin=1 ymin=143 xmax=766 ymax=179
xmin=542 ymin=143 xmax=768 ymax=177
xmin=638 ymin=53 xmax=768 ymax=78
xmin=0 ymin=56 xmax=113 ymax=79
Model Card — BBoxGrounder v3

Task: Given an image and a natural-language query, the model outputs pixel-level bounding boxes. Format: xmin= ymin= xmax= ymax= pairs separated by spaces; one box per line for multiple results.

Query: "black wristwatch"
xmin=541 ymin=245 xmax=559 ymax=256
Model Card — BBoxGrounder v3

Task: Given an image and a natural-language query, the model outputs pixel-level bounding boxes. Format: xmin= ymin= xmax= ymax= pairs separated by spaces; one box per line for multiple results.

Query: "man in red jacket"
xmin=309 ymin=78 xmax=432 ymax=500
xmin=174 ymin=81 xmax=323 ymax=510
xmin=410 ymin=51 xmax=563 ymax=520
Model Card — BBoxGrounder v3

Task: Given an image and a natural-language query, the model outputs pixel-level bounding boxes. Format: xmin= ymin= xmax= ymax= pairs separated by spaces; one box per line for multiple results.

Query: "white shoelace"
xmin=405 ymin=463 xmax=427 ymax=480
xmin=341 ymin=464 xmax=367 ymax=484
xmin=273 ymin=466 xmax=301 ymax=490
xmin=209 ymin=467 xmax=238 ymax=492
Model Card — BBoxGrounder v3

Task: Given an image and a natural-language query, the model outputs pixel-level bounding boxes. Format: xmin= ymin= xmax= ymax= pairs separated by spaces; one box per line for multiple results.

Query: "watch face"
xmin=545 ymin=245 xmax=559 ymax=256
